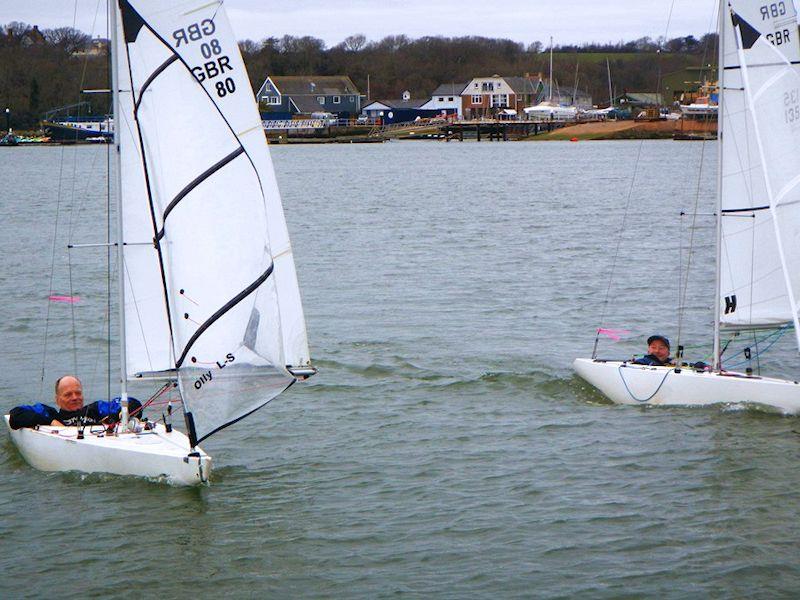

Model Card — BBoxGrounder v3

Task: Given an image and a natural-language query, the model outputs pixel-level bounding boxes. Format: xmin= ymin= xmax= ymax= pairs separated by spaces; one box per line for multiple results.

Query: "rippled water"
xmin=2 ymin=140 xmax=800 ymax=598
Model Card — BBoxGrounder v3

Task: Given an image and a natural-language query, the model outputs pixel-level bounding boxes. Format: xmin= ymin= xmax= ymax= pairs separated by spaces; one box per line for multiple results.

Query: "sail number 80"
xmin=216 ymin=78 xmax=236 ymax=97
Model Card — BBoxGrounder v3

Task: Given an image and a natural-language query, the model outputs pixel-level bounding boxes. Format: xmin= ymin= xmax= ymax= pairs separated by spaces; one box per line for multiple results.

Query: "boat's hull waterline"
xmin=573 ymin=359 xmax=800 ymax=413
xmin=4 ymin=416 xmax=211 ymax=485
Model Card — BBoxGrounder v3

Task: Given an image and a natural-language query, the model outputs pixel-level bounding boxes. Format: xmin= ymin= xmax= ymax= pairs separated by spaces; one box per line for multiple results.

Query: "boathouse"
xmin=256 ymin=76 xmax=363 ymax=119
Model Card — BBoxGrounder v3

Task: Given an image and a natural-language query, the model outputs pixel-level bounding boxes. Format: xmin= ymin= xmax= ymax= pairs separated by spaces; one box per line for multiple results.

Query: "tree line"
xmin=0 ymin=21 xmax=718 ymax=130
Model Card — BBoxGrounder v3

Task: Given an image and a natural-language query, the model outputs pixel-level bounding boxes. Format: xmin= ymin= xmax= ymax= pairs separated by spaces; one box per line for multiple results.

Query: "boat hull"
xmin=4 ymin=415 xmax=211 ymax=485
xmin=573 ymin=358 xmax=800 ymax=413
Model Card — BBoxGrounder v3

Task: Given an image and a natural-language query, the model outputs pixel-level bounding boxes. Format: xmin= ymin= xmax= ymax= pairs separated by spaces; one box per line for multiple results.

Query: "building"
xmin=256 ymin=76 xmax=363 ymax=119
xmin=362 ymin=91 xmax=449 ymax=124
xmin=420 ymin=83 xmax=467 ymax=119
xmin=461 ymin=75 xmax=592 ymax=119
xmin=616 ymin=92 xmax=663 ymax=110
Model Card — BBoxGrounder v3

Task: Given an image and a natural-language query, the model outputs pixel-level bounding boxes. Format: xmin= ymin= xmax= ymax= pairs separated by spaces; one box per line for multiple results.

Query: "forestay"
xmin=115 ymin=0 xmax=311 ymax=443
xmin=719 ymin=0 xmax=800 ymax=343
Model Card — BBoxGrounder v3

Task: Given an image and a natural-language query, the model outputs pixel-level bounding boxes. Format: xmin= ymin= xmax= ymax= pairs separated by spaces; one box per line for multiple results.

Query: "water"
xmin=2 ymin=140 xmax=800 ymax=598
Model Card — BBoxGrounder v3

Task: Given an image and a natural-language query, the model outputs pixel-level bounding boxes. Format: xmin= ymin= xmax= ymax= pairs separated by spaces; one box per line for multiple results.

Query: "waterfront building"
xmin=362 ymin=91 xmax=450 ymax=123
xmin=256 ymin=75 xmax=363 ymax=119
xmin=420 ymin=83 xmax=467 ymax=119
xmin=462 ymin=75 xmax=592 ymax=119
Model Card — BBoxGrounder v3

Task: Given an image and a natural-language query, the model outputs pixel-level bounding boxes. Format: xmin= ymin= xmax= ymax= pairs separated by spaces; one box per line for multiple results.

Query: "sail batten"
xmin=115 ymin=0 xmax=312 ymax=441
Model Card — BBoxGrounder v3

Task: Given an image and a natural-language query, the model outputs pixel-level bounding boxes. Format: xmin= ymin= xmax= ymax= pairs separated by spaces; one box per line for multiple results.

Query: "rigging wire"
xmin=593 ymin=0 xmax=678 ymax=357
xmin=673 ymin=2 xmax=721 ymax=360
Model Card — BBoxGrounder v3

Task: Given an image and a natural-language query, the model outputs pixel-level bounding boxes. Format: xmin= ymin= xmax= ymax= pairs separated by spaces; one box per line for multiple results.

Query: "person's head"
xmin=646 ymin=335 xmax=671 ymax=362
xmin=54 ymin=375 xmax=84 ymax=411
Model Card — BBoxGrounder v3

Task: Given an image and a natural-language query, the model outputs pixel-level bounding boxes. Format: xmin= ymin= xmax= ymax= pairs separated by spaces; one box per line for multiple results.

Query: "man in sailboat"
xmin=631 ymin=335 xmax=674 ymax=366
xmin=8 ymin=375 xmax=141 ymax=429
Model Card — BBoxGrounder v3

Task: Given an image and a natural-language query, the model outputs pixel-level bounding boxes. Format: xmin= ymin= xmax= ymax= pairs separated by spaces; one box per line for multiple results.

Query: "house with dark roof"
xmin=256 ymin=76 xmax=363 ymax=118
xmin=361 ymin=91 xmax=447 ymax=123
xmin=421 ymin=83 xmax=467 ymax=119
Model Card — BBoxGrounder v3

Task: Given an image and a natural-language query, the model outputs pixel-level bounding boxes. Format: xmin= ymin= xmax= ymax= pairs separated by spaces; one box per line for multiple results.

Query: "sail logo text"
xmin=194 ymin=371 xmax=213 ymax=390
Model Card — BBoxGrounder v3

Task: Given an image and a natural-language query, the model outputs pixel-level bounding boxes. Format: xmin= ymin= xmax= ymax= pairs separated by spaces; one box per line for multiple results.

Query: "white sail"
xmin=115 ymin=0 xmax=312 ymax=442
xmin=719 ymin=0 xmax=800 ymax=338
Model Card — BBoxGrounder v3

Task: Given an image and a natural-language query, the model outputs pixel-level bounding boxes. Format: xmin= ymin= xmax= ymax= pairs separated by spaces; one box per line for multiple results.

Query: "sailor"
xmin=631 ymin=335 xmax=674 ymax=366
xmin=8 ymin=375 xmax=141 ymax=430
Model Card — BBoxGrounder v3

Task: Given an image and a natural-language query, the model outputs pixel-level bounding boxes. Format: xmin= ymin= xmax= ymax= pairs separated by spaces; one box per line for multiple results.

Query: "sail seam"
xmin=724 ymin=60 xmax=800 ymax=70
xmin=721 ymin=204 xmax=769 ymax=213
xmin=156 ymin=147 xmax=245 ymax=240
xmin=175 ymin=263 xmax=275 ymax=368
xmin=134 ymin=54 xmax=178 ymax=115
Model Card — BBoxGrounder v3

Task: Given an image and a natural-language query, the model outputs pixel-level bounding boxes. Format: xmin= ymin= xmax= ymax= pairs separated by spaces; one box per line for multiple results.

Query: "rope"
xmin=618 ymin=364 xmax=672 ymax=403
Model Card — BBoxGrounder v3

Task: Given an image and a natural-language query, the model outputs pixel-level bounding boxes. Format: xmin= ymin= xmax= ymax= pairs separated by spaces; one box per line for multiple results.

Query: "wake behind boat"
xmin=5 ymin=0 xmax=316 ymax=484
xmin=575 ymin=0 xmax=800 ymax=412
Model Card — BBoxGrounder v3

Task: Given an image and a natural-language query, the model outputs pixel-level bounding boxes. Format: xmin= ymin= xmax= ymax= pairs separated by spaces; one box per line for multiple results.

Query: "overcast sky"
xmin=2 ymin=0 xmax=719 ymax=47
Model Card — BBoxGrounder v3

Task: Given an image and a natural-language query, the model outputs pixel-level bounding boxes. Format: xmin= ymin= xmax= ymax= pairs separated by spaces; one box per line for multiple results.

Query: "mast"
xmin=110 ymin=0 xmax=129 ymax=427
xmin=606 ymin=59 xmax=613 ymax=108
xmin=712 ymin=0 xmax=724 ymax=371
xmin=549 ymin=36 xmax=554 ymax=103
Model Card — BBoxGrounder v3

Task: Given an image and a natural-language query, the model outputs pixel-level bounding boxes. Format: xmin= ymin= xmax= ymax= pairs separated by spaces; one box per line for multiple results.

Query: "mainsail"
xmin=114 ymin=0 xmax=312 ymax=443
xmin=719 ymin=0 xmax=800 ymax=342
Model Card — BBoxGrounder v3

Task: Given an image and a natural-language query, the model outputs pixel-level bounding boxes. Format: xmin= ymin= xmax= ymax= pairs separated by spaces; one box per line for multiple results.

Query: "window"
xmin=267 ymin=95 xmax=281 ymax=105
xmin=471 ymin=94 xmax=482 ymax=104
xmin=481 ymin=82 xmax=494 ymax=92
xmin=349 ymin=96 xmax=354 ymax=102
xmin=333 ymin=96 xmax=341 ymax=104
xmin=317 ymin=96 xmax=325 ymax=104
xmin=438 ymin=97 xmax=444 ymax=102
xmin=474 ymin=82 xmax=479 ymax=88
xmin=491 ymin=94 xmax=508 ymax=107
xmin=497 ymin=83 xmax=502 ymax=88
xmin=448 ymin=97 xmax=454 ymax=101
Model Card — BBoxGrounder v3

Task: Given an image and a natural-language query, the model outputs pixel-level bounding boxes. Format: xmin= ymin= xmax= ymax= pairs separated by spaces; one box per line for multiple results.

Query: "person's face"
xmin=55 ymin=377 xmax=84 ymax=411
xmin=648 ymin=340 xmax=670 ymax=362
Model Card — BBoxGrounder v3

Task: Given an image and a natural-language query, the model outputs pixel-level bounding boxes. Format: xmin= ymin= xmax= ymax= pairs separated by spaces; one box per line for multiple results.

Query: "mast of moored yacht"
xmin=606 ymin=59 xmax=613 ymax=109
xmin=549 ymin=36 xmax=554 ymax=103
xmin=109 ymin=0 xmax=129 ymax=428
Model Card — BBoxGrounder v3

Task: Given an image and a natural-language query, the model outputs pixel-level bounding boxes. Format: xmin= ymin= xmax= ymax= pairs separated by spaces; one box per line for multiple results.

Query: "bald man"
xmin=8 ymin=375 xmax=141 ymax=430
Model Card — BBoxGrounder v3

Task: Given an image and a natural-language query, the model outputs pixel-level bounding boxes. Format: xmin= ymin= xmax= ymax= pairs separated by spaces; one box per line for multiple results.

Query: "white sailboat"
xmin=574 ymin=0 xmax=800 ymax=412
xmin=524 ymin=37 xmax=578 ymax=122
xmin=4 ymin=0 xmax=315 ymax=484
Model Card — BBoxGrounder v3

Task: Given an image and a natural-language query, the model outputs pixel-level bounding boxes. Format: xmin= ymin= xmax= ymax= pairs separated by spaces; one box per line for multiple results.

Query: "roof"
xmin=269 ymin=76 xmax=360 ymax=96
xmin=430 ymin=82 xmax=468 ymax=96
xmin=619 ymin=92 xmax=663 ymax=105
xmin=365 ymin=99 xmax=428 ymax=110
xmin=502 ymin=77 xmax=540 ymax=95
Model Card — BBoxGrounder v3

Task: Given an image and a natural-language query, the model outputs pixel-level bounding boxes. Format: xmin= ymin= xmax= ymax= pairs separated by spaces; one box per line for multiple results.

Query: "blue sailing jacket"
xmin=8 ymin=397 xmax=142 ymax=430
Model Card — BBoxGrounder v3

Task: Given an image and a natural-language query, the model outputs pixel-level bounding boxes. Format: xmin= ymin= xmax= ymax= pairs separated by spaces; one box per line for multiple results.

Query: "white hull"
xmin=573 ymin=358 xmax=800 ymax=413
xmin=4 ymin=415 xmax=211 ymax=485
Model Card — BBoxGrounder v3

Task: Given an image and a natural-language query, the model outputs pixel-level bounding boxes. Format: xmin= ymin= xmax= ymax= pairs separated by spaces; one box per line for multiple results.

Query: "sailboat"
xmin=524 ymin=37 xmax=578 ymax=122
xmin=4 ymin=0 xmax=316 ymax=484
xmin=574 ymin=0 xmax=800 ymax=412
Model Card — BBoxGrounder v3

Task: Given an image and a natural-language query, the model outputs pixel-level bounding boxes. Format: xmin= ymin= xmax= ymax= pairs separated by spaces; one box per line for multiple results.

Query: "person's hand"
xmin=50 ymin=419 xmax=65 ymax=427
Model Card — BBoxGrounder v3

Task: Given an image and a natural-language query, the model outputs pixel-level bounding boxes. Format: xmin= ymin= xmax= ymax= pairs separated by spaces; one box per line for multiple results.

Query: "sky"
xmin=2 ymin=0 xmax=719 ymax=48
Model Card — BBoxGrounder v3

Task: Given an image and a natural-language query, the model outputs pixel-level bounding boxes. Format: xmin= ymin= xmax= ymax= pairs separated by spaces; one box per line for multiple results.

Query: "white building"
xmin=420 ymin=83 xmax=467 ymax=119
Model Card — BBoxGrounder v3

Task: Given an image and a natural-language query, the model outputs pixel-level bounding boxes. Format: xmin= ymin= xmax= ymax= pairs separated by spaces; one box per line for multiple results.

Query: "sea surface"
xmin=2 ymin=140 xmax=800 ymax=598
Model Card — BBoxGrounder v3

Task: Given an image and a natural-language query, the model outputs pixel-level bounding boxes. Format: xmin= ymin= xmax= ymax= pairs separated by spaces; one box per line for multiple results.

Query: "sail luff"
xmin=713 ymin=0 xmax=725 ymax=371
xmin=110 ymin=0 xmax=130 ymax=414
xmin=732 ymin=13 xmax=800 ymax=350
